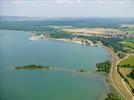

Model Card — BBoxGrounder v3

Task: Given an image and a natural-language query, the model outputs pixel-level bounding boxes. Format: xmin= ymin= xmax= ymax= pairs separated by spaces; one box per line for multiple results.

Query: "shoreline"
xmin=28 ymin=34 xmax=110 ymax=99
xmin=29 ymin=33 xmax=133 ymax=100
xmin=102 ymin=45 xmax=134 ymax=100
xmin=29 ymin=34 xmax=111 ymax=99
xmin=29 ymin=34 xmax=97 ymax=46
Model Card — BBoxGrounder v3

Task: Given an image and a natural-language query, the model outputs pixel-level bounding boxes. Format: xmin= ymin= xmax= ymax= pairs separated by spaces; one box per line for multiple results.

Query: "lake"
xmin=0 ymin=30 xmax=110 ymax=100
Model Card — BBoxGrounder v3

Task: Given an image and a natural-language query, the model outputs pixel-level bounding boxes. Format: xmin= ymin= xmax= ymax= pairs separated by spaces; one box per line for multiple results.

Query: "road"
xmin=106 ymin=47 xmax=134 ymax=100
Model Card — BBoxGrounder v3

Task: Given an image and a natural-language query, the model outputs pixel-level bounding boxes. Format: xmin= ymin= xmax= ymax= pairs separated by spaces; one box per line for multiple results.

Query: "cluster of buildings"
xmin=103 ymin=31 xmax=134 ymax=38
xmin=29 ymin=32 xmax=50 ymax=40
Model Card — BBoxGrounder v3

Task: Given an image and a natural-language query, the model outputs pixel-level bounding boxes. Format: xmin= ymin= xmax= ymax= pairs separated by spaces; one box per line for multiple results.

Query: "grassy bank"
xmin=105 ymin=87 xmax=122 ymax=100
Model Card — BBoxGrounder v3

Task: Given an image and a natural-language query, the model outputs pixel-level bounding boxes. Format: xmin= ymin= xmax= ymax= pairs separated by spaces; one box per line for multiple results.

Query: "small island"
xmin=15 ymin=65 xmax=49 ymax=70
xmin=77 ymin=68 xmax=87 ymax=73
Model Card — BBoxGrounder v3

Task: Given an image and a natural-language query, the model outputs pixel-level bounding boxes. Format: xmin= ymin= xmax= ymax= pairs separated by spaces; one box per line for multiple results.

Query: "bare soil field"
xmin=63 ymin=28 xmax=121 ymax=35
xmin=119 ymin=67 xmax=134 ymax=93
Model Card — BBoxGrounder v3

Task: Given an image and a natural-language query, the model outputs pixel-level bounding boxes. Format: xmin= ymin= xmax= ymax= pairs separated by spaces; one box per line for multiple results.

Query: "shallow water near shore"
xmin=0 ymin=30 xmax=110 ymax=100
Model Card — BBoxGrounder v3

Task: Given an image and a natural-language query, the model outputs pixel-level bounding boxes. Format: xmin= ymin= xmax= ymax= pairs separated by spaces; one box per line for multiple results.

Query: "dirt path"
xmin=105 ymin=47 xmax=134 ymax=100
xmin=118 ymin=53 xmax=134 ymax=64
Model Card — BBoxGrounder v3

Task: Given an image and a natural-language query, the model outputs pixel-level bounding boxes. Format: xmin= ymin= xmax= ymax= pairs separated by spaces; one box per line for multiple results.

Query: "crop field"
xmin=119 ymin=67 xmax=134 ymax=92
xmin=121 ymin=41 xmax=134 ymax=49
xmin=120 ymin=24 xmax=134 ymax=34
xmin=119 ymin=27 xmax=134 ymax=34
xmin=124 ymin=38 xmax=134 ymax=43
xmin=119 ymin=55 xmax=134 ymax=66
xmin=63 ymin=28 xmax=121 ymax=35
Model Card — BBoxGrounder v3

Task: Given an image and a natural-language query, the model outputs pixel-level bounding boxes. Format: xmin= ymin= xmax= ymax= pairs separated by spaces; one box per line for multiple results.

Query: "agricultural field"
xmin=121 ymin=38 xmax=134 ymax=52
xmin=119 ymin=24 xmax=134 ymax=34
xmin=121 ymin=41 xmax=134 ymax=49
xmin=118 ymin=55 xmax=134 ymax=94
xmin=119 ymin=55 xmax=134 ymax=66
xmin=120 ymin=28 xmax=134 ymax=34
xmin=119 ymin=67 xmax=134 ymax=93
xmin=124 ymin=38 xmax=134 ymax=43
xmin=62 ymin=28 xmax=121 ymax=35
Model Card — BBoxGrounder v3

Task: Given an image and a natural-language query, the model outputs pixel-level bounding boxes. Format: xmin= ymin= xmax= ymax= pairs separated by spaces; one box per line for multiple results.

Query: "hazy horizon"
xmin=1 ymin=0 xmax=134 ymax=18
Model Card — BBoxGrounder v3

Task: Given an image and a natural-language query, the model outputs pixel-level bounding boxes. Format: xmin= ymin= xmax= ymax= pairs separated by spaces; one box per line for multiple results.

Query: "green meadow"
xmin=124 ymin=38 xmax=134 ymax=43
xmin=119 ymin=55 xmax=134 ymax=66
xmin=121 ymin=38 xmax=134 ymax=51
xmin=121 ymin=41 xmax=134 ymax=49
xmin=119 ymin=25 xmax=134 ymax=34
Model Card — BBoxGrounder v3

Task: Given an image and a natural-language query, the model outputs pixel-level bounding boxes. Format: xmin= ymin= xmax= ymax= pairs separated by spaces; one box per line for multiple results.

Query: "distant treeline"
xmin=1 ymin=18 xmax=130 ymax=31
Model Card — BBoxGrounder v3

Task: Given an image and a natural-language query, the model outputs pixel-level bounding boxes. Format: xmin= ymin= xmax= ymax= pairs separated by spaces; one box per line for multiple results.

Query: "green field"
xmin=124 ymin=38 xmax=134 ymax=43
xmin=121 ymin=41 xmax=134 ymax=49
xmin=119 ymin=55 xmax=134 ymax=66
xmin=120 ymin=27 xmax=134 ymax=34
xmin=121 ymin=38 xmax=134 ymax=49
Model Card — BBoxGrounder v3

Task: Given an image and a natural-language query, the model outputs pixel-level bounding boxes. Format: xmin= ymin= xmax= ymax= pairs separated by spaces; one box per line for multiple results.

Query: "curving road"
xmin=106 ymin=47 xmax=134 ymax=100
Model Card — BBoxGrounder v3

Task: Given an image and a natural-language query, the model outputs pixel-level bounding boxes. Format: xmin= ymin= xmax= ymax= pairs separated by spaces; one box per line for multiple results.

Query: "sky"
xmin=0 ymin=0 xmax=134 ymax=18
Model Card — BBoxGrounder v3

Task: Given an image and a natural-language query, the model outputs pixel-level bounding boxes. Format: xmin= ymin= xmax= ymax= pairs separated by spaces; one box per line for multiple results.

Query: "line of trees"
xmin=79 ymin=36 xmax=124 ymax=52
xmin=127 ymin=69 xmax=134 ymax=79
xmin=117 ymin=64 xmax=134 ymax=68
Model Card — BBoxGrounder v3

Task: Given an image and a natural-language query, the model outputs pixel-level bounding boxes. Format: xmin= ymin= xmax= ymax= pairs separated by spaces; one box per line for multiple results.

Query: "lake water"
xmin=0 ymin=30 xmax=110 ymax=100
